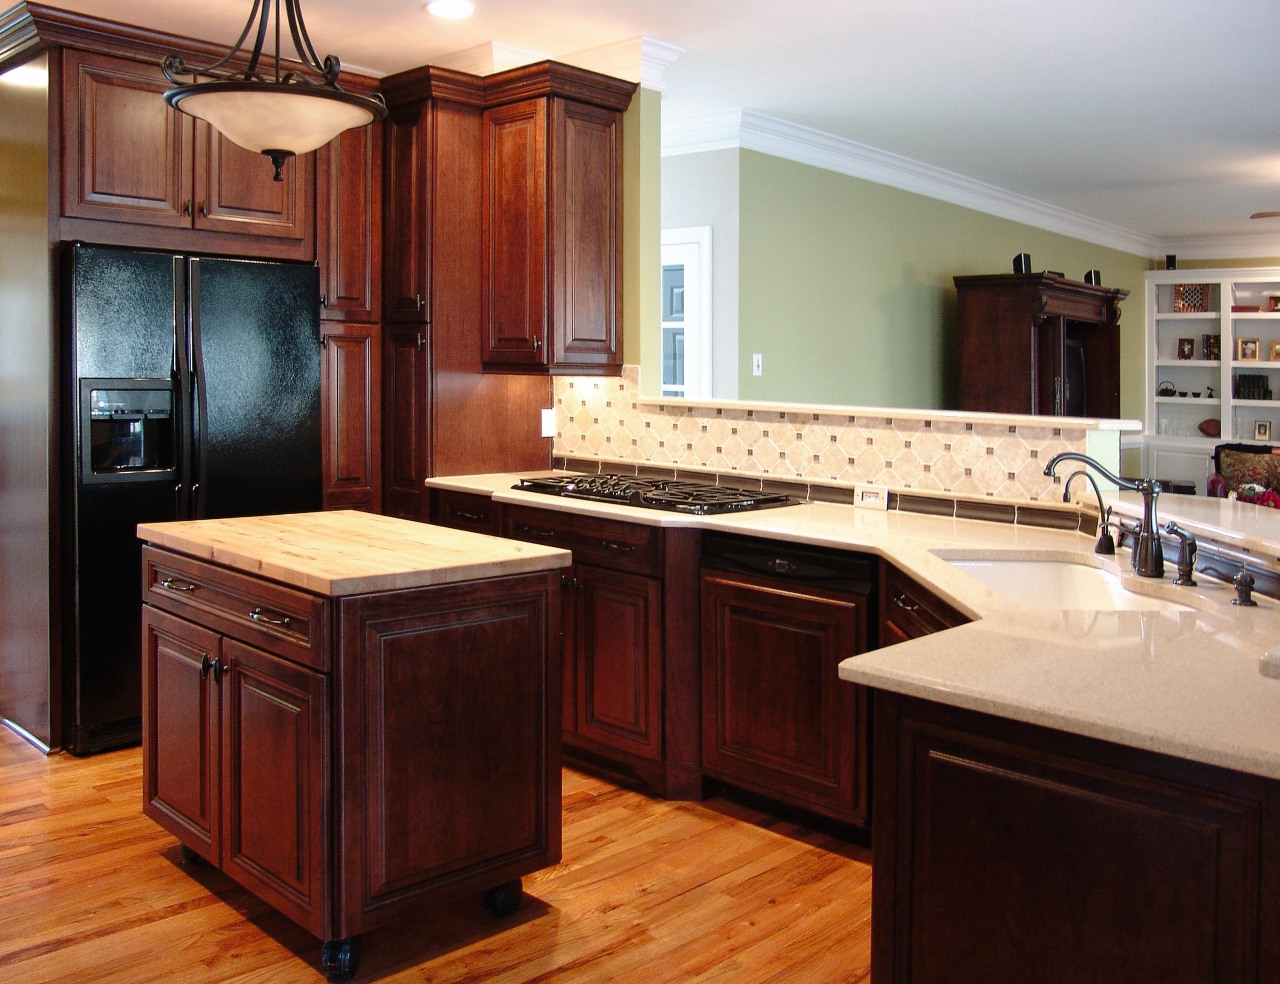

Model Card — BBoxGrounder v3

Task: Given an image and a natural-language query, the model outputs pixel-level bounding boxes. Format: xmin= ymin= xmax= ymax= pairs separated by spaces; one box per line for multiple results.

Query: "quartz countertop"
xmin=137 ymin=510 xmax=571 ymax=596
xmin=426 ymin=471 xmax=1280 ymax=780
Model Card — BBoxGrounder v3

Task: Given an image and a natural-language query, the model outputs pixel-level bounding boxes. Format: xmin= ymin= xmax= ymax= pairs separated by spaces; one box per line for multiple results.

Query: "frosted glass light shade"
xmin=166 ymin=82 xmax=384 ymax=156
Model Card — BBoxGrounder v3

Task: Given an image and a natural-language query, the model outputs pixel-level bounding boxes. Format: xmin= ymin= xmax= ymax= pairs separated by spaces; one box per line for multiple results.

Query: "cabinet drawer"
xmin=881 ymin=564 xmax=968 ymax=642
xmin=503 ymin=504 xmax=660 ymax=576
xmin=142 ymin=546 xmax=329 ymax=671
xmin=430 ymin=489 xmax=500 ymax=535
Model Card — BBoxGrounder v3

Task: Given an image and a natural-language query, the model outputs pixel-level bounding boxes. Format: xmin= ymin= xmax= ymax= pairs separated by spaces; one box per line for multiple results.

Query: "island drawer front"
xmin=142 ymin=546 xmax=329 ymax=671
xmin=502 ymin=504 xmax=661 ymax=576
xmin=881 ymin=565 xmax=969 ymax=641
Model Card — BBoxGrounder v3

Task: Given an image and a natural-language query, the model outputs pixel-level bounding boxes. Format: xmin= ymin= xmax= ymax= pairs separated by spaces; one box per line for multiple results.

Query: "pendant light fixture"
xmin=162 ymin=0 xmax=387 ymax=181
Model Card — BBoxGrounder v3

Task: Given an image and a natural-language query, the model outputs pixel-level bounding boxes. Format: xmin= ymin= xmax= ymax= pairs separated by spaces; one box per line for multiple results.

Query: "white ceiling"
xmin=40 ymin=0 xmax=1280 ymax=257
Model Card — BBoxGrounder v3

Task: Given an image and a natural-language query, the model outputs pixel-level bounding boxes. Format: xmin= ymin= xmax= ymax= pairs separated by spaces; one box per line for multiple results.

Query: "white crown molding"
xmin=562 ymin=36 xmax=683 ymax=88
xmin=1155 ymin=230 xmax=1280 ymax=260
xmin=664 ymin=109 xmax=1164 ymax=257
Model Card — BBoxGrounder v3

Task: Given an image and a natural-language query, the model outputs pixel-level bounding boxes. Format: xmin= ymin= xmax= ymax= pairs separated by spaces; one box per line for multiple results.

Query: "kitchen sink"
xmin=942 ymin=556 xmax=1193 ymax=611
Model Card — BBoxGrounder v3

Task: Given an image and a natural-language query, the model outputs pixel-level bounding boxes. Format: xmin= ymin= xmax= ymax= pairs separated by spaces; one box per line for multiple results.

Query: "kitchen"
xmin=4 ymin=0 xmax=1280 ymax=981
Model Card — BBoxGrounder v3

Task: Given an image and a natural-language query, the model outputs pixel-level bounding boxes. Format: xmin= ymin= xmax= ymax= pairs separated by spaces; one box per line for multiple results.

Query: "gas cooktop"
xmin=512 ymin=474 xmax=796 ymax=515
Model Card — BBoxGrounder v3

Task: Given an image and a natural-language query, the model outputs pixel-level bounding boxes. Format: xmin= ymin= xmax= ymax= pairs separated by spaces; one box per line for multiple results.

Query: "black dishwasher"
xmin=699 ymin=532 xmax=876 ymax=828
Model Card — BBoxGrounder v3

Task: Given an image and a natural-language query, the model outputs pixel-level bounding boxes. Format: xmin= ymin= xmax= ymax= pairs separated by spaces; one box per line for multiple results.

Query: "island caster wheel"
xmin=320 ymin=936 xmax=361 ymax=982
xmin=482 ymin=878 xmax=523 ymax=917
xmin=179 ymin=844 xmax=205 ymax=865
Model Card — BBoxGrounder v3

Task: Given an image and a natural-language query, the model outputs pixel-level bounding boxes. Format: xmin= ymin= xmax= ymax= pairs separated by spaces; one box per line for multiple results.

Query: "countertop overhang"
xmin=137 ymin=510 xmax=572 ymax=596
xmin=428 ymin=472 xmax=1280 ymax=781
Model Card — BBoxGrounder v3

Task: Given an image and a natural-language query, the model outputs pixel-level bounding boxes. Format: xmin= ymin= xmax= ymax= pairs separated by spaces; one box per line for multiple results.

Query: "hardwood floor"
xmin=0 ymin=727 xmax=873 ymax=982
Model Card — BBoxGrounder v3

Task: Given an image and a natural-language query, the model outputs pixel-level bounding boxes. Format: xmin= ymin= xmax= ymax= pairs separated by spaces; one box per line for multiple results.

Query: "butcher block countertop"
xmin=137 ymin=510 xmax=571 ymax=596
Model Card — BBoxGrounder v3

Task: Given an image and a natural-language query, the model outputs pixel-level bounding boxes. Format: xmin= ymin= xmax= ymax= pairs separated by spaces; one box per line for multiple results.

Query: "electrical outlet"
xmin=540 ymin=408 xmax=556 ymax=438
xmin=752 ymin=353 xmax=763 ymax=376
xmin=854 ymin=483 xmax=889 ymax=510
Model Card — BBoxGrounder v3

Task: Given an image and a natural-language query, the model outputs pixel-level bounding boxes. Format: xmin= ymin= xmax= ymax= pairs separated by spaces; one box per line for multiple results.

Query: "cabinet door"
xmin=701 ymin=569 xmax=870 ymax=825
xmin=221 ymin=638 xmax=328 ymax=937
xmin=381 ymin=323 xmax=429 ymax=519
xmin=570 ymin=563 xmax=662 ymax=761
xmin=881 ymin=564 xmax=969 ymax=644
xmin=548 ymin=98 xmax=622 ymax=373
xmin=194 ymin=126 xmax=311 ymax=243
xmin=318 ymin=123 xmax=383 ymax=323
xmin=322 ymin=322 xmax=381 ymax=512
xmin=481 ymin=99 xmax=548 ymax=368
xmin=62 ymin=49 xmax=192 ymax=228
xmin=142 ymin=606 xmax=221 ymax=859
xmin=382 ymin=103 xmax=431 ymax=323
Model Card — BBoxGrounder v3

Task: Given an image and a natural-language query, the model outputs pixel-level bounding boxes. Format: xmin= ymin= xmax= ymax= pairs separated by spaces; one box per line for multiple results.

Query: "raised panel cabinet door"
xmin=481 ymin=99 xmax=548 ymax=367
xmin=220 ymin=637 xmax=328 ymax=937
xmin=318 ymin=123 xmax=383 ymax=323
xmin=873 ymin=694 xmax=1270 ymax=984
xmin=701 ymin=570 xmax=869 ymax=825
xmin=382 ymin=103 xmax=431 ymax=323
xmin=321 ymin=323 xmax=381 ymax=512
xmin=572 ymin=564 xmax=662 ymax=761
xmin=194 ymin=125 xmax=311 ymax=243
xmin=548 ymin=98 xmax=622 ymax=372
xmin=381 ymin=324 xmax=429 ymax=519
xmin=141 ymin=606 xmax=221 ymax=859
xmin=337 ymin=574 xmax=561 ymax=925
xmin=62 ymin=49 xmax=191 ymax=227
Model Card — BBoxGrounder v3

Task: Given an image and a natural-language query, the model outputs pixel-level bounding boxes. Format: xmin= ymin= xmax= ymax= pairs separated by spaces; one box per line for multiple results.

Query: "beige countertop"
xmin=137 ymin=510 xmax=571 ymax=596
xmin=427 ymin=471 xmax=1280 ymax=780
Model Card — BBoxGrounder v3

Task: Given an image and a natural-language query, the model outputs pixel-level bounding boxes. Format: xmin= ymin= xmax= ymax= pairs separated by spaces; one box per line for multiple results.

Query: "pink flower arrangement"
xmin=1229 ymin=483 xmax=1280 ymax=508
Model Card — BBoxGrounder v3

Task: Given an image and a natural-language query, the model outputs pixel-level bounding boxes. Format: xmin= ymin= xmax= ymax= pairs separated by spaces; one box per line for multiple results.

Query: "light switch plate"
xmin=854 ymin=483 xmax=889 ymax=510
xmin=540 ymin=408 xmax=556 ymax=438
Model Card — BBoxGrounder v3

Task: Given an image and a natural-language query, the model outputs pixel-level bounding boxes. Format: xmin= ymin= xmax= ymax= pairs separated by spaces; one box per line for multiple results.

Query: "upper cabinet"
xmin=60 ymin=49 xmax=313 ymax=259
xmin=317 ymin=121 xmax=382 ymax=324
xmin=481 ymin=63 xmax=636 ymax=375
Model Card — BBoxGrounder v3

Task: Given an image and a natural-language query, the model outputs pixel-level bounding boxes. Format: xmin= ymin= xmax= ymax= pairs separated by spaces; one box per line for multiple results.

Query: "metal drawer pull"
xmin=160 ymin=577 xmax=197 ymax=593
xmin=892 ymin=591 xmax=920 ymax=613
xmin=249 ymin=608 xmax=292 ymax=628
xmin=600 ymin=540 xmax=635 ymax=553
xmin=457 ymin=510 xmax=488 ymax=523
xmin=515 ymin=524 xmax=555 ymax=539
xmin=771 ymin=558 xmax=795 ymax=574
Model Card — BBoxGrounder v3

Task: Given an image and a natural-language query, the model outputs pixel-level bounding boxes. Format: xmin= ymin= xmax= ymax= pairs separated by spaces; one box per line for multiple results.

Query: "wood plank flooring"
xmin=0 ymin=727 xmax=872 ymax=982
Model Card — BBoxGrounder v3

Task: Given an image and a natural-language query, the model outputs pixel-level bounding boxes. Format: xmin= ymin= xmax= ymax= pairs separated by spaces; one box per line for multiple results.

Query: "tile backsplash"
xmin=553 ymin=368 xmax=1091 ymax=504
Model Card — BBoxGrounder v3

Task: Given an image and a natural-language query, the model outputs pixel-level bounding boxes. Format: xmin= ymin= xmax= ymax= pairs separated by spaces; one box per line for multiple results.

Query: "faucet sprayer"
xmin=1045 ymin=452 xmax=1164 ymax=578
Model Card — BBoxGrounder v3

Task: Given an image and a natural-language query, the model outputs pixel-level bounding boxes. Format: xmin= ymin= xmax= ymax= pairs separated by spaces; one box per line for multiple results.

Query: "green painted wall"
xmin=622 ymin=87 xmax=661 ymax=373
xmin=734 ymin=150 xmax=1153 ymax=416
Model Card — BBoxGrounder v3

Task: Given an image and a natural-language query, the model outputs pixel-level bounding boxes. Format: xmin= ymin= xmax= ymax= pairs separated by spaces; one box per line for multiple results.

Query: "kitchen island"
xmin=137 ymin=511 xmax=570 ymax=982
xmin=428 ymin=470 xmax=1280 ymax=983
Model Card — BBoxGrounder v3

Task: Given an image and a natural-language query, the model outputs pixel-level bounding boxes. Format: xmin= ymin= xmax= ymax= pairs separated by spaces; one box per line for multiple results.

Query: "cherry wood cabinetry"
xmin=954 ymin=273 xmax=1128 ymax=418
xmin=880 ymin=564 xmax=969 ymax=645
xmin=140 ymin=542 xmax=561 ymax=979
xmin=480 ymin=64 xmax=636 ymax=375
xmin=429 ymin=488 xmax=501 ymax=535
xmin=317 ymin=123 xmax=382 ymax=325
xmin=700 ymin=553 xmax=872 ymax=827
xmin=871 ymin=691 xmax=1280 ymax=984
xmin=60 ymin=49 xmax=313 ymax=259
xmin=320 ymin=323 xmax=381 ymax=512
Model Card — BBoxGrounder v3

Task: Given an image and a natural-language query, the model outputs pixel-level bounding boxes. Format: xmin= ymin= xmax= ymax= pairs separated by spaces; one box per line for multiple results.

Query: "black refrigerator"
xmin=65 ymin=243 xmax=322 ymax=754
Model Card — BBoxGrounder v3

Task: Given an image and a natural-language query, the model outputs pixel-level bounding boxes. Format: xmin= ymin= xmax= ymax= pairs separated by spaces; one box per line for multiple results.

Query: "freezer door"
xmin=189 ymin=257 xmax=322 ymax=519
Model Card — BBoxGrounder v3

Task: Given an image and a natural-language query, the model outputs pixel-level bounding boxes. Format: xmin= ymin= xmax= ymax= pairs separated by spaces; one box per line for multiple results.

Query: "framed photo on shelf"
xmin=1268 ymin=296 xmax=1280 ymax=312
xmin=1237 ymin=337 xmax=1261 ymax=361
xmin=1177 ymin=338 xmax=1195 ymax=359
xmin=1270 ymin=341 xmax=1280 ymax=361
xmin=1255 ymin=420 xmax=1272 ymax=442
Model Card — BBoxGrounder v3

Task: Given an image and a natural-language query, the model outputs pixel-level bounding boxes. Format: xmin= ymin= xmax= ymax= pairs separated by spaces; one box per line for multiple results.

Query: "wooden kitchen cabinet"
xmin=317 ymin=121 xmax=382 ymax=324
xmin=871 ymin=691 xmax=1280 ymax=984
xmin=700 ymin=553 xmax=872 ymax=827
xmin=140 ymin=531 xmax=562 ymax=982
xmin=61 ymin=49 xmax=313 ymax=258
xmin=480 ymin=64 xmax=636 ymax=375
xmin=321 ymin=322 xmax=381 ymax=512
xmin=954 ymin=273 xmax=1127 ymax=418
xmin=880 ymin=564 xmax=969 ymax=646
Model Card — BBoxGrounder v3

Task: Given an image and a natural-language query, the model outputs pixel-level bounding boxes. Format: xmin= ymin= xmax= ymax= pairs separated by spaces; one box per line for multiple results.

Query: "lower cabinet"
xmin=321 ymin=322 xmax=381 ymax=512
xmin=880 ymin=563 xmax=970 ymax=644
xmin=871 ymin=692 xmax=1280 ymax=984
xmin=700 ymin=563 xmax=871 ymax=826
xmin=141 ymin=544 xmax=561 ymax=980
